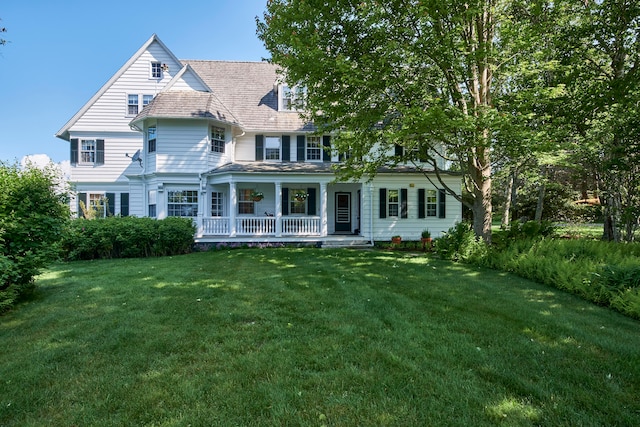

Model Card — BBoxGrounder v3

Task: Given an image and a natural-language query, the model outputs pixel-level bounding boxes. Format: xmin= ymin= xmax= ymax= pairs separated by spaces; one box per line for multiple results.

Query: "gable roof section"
xmin=182 ymin=60 xmax=314 ymax=133
xmin=130 ymin=91 xmax=239 ymax=128
xmin=55 ymin=34 xmax=182 ymax=141
xmin=163 ymin=64 xmax=212 ymax=92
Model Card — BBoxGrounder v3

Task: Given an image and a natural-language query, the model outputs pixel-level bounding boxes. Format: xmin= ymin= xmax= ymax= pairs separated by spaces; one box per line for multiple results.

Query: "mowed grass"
xmin=1 ymin=249 xmax=639 ymax=426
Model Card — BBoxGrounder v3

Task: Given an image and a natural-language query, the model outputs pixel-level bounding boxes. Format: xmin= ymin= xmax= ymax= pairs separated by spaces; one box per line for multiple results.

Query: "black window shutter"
xmin=77 ymin=192 xmax=87 ymax=218
xmin=419 ymin=145 xmax=429 ymax=162
xmin=96 ymin=139 xmax=105 ymax=165
xmin=255 ymin=135 xmax=264 ymax=161
xmin=418 ymin=189 xmax=426 ymax=219
xmin=395 ymin=144 xmax=403 ymax=157
xmin=297 ymin=135 xmax=306 ymax=161
xmin=379 ymin=188 xmax=387 ymax=219
xmin=70 ymin=139 xmax=79 ymax=165
xmin=282 ymin=188 xmax=289 ymax=215
xmin=105 ymin=193 xmax=115 ymax=216
xmin=438 ymin=189 xmax=446 ymax=218
xmin=323 ymin=135 xmax=331 ymax=162
xmin=120 ymin=193 xmax=130 ymax=217
xmin=307 ymin=187 xmax=317 ymax=216
xmin=282 ymin=135 xmax=290 ymax=161
xmin=401 ymin=188 xmax=408 ymax=219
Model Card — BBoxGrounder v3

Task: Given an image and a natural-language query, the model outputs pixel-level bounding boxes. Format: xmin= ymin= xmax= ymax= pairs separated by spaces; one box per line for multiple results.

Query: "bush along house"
xmin=56 ymin=35 xmax=462 ymax=246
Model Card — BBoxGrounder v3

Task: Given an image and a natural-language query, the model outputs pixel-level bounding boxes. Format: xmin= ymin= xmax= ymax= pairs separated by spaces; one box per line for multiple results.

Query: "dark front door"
xmin=335 ymin=192 xmax=351 ymax=232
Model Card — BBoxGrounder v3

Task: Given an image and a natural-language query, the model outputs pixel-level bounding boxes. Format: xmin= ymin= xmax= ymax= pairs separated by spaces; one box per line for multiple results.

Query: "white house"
xmin=56 ymin=34 xmax=462 ymax=246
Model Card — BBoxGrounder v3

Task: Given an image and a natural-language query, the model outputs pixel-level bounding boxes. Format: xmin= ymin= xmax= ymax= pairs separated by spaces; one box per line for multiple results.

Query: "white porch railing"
xmin=201 ymin=216 xmax=321 ymax=236
xmin=282 ymin=216 xmax=321 ymax=235
xmin=202 ymin=217 xmax=230 ymax=235
xmin=236 ymin=217 xmax=276 ymax=235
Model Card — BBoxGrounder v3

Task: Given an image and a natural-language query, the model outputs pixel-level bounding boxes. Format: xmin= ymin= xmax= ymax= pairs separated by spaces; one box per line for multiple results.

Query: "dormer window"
xmin=279 ymin=85 xmax=306 ymax=111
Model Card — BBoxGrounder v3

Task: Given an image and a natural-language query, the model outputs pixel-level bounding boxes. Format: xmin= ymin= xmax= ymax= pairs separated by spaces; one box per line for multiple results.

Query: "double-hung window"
xmin=387 ymin=189 xmax=400 ymax=217
xmin=306 ymin=136 xmax=322 ymax=161
xmin=211 ymin=192 xmax=224 ymax=217
xmin=211 ymin=126 xmax=225 ymax=153
xmin=265 ymin=136 xmax=281 ymax=161
xmin=426 ymin=189 xmax=437 ymax=217
xmin=148 ymin=126 xmax=156 ymax=153
xmin=290 ymin=189 xmax=307 ymax=214
xmin=238 ymin=189 xmax=255 ymax=215
xmin=167 ymin=190 xmax=198 ymax=217
xmin=128 ymin=94 xmax=139 ymax=115
xmin=127 ymin=94 xmax=153 ymax=116
xmin=280 ymin=85 xmax=306 ymax=111
xmin=81 ymin=139 xmax=96 ymax=163
xmin=143 ymin=94 xmax=154 ymax=107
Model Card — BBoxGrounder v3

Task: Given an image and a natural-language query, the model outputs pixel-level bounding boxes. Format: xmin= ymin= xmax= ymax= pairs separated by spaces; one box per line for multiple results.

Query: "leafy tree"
xmin=0 ymin=162 xmax=69 ymax=312
xmin=554 ymin=0 xmax=640 ymax=241
xmin=258 ymin=0 xmax=562 ymax=243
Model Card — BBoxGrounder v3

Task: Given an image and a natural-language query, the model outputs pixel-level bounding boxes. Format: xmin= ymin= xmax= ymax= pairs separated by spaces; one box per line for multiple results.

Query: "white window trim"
xmin=388 ymin=189 xmax=400 ymax=218
xmin=126 ymin=94 xmax=154 ymax=117
xmin=264 ymin=136 xmax=281 ymax=161
xmin=278 ymin=84 xmax=306 ymax=112
xmin=167 ymin=190 xmax=199 ymax=218
xmin=150 ymin=61 xmax=163 ymax=79
xmin=306 ymin=135 xmax=322 ymax=162
xmin=80 ymin=139 xmax=97 ymax=164
xmin=211 ymin=126 xmax=226 ymax=154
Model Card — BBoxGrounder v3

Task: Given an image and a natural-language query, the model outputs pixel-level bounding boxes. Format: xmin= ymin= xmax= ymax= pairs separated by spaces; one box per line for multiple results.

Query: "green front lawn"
xmin=1 ymin=249 xmax=639 ymax=426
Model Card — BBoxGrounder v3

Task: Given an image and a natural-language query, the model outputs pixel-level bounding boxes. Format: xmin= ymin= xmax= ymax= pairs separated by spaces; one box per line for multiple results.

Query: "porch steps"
xmin=321 ymin=238 xmax=372 ymax=249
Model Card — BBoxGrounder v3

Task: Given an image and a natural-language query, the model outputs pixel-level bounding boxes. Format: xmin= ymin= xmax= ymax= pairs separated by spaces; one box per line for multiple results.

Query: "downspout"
xmin=369 ymin=184 xmax=374 ymax=246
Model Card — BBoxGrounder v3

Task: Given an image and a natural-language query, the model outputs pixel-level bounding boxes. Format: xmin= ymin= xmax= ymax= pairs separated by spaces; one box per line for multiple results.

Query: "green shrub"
xmin=471 ymin=237 xmax=640 ymax=319
xmin=434 ymin=222 xmax=487 ymax=262
xmin=60 ymin=216 xmax=196 ymax=260
xmin=0 ymin=162 xmax=69 ymax=313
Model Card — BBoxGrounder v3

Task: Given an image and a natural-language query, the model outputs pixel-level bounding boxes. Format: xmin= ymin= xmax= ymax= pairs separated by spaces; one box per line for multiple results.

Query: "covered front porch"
xmin=194 ymin=165 xmax=363 ymax=240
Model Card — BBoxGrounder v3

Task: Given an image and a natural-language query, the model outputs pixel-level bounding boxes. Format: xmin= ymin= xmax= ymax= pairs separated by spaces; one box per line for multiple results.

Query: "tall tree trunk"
xmin=470 ymin=146 xmax=492 ymax=243
xmin=501 ymin=169 xmax=516 ymax=229
xmin=534 ymin=166 xmax=547 ymax=222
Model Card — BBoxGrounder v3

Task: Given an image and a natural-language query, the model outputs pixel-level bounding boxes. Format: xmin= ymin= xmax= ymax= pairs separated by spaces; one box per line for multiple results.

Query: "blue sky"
xmin=0 ymin=0 xmax=270 ymax=164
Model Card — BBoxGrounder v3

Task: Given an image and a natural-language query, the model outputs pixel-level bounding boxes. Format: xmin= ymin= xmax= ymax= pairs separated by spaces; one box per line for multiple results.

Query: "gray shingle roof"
xmin=182 ymin=60 xmax=314 ymax=133
xmin=131 ymin=91 xmax=239 ymax=127
xmin=207 ymin=161 xmax=334 ymax=175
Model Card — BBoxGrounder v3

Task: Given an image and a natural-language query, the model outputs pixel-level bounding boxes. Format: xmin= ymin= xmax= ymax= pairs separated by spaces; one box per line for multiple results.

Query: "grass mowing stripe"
xmin=1 ymin=249 xmax=639 ymax=426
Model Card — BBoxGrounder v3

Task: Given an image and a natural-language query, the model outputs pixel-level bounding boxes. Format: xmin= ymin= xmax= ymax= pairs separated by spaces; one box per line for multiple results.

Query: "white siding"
xmin=235 ymin=133 xmax=255 ymax=161
xmin=70 ymin=41 xmax=180 ymax=133
xmin=68 ymin=132 xmax=143 ymax=183
xmin=362 ymin=174 xmax=462 ymax=241
xmin=155 ymin=119 xmax=209 ymax=173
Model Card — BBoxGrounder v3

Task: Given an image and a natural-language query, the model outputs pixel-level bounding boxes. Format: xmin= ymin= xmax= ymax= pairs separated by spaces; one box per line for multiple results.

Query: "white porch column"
xmin=196 ymin=176 xmax=206 ymax=238
xmin=275 ymin=182 xmax=282 ymax=237
xmin=320 ymin=182 xmax=328 ymax=236
xmin=230 ymin=181 xmax=237 ymax=236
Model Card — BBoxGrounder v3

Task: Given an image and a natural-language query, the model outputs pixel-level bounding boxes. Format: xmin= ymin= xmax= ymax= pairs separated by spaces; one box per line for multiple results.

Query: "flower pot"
xmin=391 ymin=237 xmax=402 ymax=244
xmin=421 ymin=237 xmax=432 ymax=251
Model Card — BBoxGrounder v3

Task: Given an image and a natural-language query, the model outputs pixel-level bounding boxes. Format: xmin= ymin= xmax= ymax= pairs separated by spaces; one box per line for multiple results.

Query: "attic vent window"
xmin=151 ymin=62 xmax=163 ymax=79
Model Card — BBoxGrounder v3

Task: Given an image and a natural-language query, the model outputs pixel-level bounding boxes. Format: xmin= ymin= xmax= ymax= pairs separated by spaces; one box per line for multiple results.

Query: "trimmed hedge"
xmin=60 ymin=216 xmax=196 ymax=260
